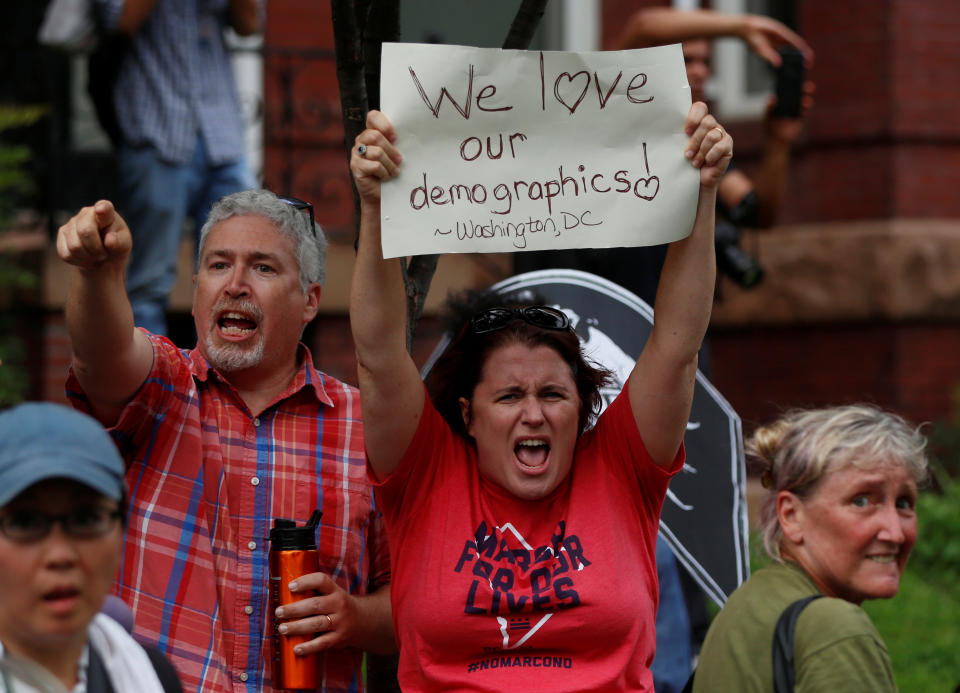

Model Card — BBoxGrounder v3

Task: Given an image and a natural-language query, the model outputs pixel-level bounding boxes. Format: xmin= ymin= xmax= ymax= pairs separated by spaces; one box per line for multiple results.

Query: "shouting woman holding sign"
xmin=349 ymin=102 xmax=731 ymax=691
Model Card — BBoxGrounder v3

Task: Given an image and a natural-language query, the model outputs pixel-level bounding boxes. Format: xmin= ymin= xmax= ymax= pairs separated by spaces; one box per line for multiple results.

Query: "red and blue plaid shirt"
xmin=67 ymin=334 xmax=389 ymax=693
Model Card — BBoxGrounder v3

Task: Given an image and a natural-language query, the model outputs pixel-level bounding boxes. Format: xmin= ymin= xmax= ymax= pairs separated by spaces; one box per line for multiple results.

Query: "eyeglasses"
xmin=0 ymin=507 xmax=122 ymax=543
xmin=470 ymin=306 xmax=571 ymax=335
xmin=278 ymin=195 xmax=316 ymax=239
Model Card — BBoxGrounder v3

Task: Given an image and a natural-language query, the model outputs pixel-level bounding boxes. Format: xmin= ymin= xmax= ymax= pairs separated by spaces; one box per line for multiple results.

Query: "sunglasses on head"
xmin=278 ymin=195 xmax=317 ymax=239
xmin=470 ymin=306 xmax=571 ymax=335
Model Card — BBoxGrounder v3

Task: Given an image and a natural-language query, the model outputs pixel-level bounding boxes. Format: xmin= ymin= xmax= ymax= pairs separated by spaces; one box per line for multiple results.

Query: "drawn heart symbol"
xmin=635 ymin=176 xmax=660 ymax=201
xmin=553 ymin=71 xmax=590 ymax=114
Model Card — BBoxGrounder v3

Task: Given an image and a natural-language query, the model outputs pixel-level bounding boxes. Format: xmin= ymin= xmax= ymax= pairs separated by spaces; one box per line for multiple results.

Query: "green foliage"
xmin=0 ymin=105 xmax=45 ymax=222
xmin=0 ymin=330 xmax=30 ymax=406
xmin=927 ymin=384 xmax=960 ymax=480
xmin=0 ymin=104 xmax=46 ymax=406
xmin=0 ymin=107 xmax=48 ymax=130
xmin=868 ymin=454 xmax=960 ymax=691
xmin=748 ymin=527 xmax=772 ymax=573
xmin=908 ymin=478 xmax=960 ymax=597
xmin=864 ymin=570 xmax=960 ymax=693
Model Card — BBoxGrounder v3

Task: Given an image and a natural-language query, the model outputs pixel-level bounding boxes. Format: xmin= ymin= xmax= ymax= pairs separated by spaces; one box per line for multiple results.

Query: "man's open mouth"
xmin=217 ymin=311 xmax=258 ymax=336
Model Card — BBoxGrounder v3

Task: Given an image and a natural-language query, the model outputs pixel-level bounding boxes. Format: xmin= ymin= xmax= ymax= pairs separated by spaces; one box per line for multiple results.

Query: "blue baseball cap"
xmin=0 ymin=402 xmax=125 ymax=507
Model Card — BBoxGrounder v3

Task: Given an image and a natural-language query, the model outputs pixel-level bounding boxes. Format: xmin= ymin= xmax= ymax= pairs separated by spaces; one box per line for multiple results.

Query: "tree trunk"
xmin=362 ymin=0 xmax=399 ymax=111
xmin=503 ymin=0 xmax=550 ymax=50
xmin=331 ymin=0 xmax=369 ymax=244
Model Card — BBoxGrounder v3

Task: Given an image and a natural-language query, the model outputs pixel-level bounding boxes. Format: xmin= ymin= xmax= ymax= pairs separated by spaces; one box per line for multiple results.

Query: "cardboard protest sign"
xmin=379 ymin=42 xmax=697 ymax=259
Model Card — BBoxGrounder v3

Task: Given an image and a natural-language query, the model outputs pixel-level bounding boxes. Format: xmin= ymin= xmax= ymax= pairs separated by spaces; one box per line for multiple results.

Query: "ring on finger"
xmin=324 ymin=614 xmax=333 ymax=629
xmin=357 ymin=144 xmax=367 ymax=157
xmin=712 ymin=126 xmax=724 ymax=137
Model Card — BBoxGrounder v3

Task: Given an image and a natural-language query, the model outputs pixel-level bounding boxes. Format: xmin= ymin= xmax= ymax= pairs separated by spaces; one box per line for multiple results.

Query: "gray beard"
xmin=204 ymin=335 xmax=265 ymax=372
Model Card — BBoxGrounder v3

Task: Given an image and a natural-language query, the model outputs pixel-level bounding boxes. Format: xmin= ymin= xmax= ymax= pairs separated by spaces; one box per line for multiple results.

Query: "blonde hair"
xmin=751 ymin=404 xmax=928 ymax=561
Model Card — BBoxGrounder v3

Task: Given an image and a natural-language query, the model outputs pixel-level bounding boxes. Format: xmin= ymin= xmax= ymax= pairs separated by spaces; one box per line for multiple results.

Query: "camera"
xmin=771 ymin=46 xmax=805 ymax=118
xmin=715 ymin=191 xmax=764 ymax=289
xmin=715 ymin=218 xmax=764 ymax=289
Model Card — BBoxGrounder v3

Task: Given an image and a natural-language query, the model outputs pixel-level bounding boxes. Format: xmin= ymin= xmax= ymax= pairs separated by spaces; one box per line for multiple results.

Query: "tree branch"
xmin=503 ymin=0 xmax=550 ymax=49
xmin=331 ymin=0 xmax=368 ymax=241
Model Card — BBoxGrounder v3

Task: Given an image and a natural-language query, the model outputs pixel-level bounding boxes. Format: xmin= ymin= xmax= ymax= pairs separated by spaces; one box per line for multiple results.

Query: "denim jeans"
xmin=652 ymin=535 xmax=694 ymax=693
xmin=117 ymin=135 xmax=255 ymax=336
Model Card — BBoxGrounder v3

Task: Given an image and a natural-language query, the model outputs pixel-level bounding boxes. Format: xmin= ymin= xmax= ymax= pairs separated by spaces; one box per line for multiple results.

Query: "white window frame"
xmin=710 ymin=0 xmax=769 ymax=120
xmin=679 ymin=0 xmax=770 ymax=121
xmin=559 ymin=0 xmax=600 ymax=51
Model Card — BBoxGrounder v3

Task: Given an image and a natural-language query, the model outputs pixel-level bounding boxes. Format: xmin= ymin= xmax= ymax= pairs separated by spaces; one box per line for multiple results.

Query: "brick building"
xmin=260 ymin=0 xmax=960 ymax=430
xmin=8 ymin=0 xmax=960 ymax=434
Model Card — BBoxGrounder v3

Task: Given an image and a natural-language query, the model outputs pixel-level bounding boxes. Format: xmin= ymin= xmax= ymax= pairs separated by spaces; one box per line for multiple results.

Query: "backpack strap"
xmin=681 ymin=669 xmax=695 ymax=693
xmin=772 ymin=595 xmax=823 ymax=693
xmin=86 ymin=643 xmax=117 ymax=693
xmin=87 ymin=642 xmax=182 ymax=693
xmin=140 ymin=644 xmax=184 ymax=693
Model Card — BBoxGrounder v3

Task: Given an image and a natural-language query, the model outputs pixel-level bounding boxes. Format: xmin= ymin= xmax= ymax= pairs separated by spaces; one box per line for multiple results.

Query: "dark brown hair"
xmin=424 ymin=290 xmax=612 ymax=439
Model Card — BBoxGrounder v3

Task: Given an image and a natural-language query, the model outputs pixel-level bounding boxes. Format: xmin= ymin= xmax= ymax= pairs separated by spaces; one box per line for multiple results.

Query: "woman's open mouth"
xmin=515 ymin=439 xmax=550 ymax=472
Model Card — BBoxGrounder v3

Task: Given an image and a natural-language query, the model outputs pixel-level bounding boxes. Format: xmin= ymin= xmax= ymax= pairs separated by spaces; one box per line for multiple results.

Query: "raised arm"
xmin=349 ymin=110 xmax=424 ymax=479
xmin=715 ymin=75 xmax=814 ymax=229
xmin=57 ymin=201 xmax=153 ymax=425
xmin=111 ymin=0 xmax=158 ymax=35
xmin=111 ymin=0 xmax=260 ymax=38
xmin=629 ymin=102 xmax=732 ymax=468
xmin=618 ymin=7 xmax=813 ymax=67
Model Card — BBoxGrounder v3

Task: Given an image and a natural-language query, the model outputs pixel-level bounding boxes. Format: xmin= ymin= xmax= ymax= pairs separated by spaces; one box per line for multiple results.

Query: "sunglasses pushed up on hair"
xmin=278 ymin=195 xmax=317 ymax=239
xmin=469 ymin=306 xmax=571 ymax=335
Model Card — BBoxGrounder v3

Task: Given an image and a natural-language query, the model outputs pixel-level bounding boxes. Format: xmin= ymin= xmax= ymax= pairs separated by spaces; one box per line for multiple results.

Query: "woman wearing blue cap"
xmin=0 ymin=402 xmax=180 ymax=692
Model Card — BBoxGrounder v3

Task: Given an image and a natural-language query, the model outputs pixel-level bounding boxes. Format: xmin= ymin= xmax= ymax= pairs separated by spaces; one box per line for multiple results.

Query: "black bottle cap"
xmin=269 ymin=509 xmax=321 ymax=551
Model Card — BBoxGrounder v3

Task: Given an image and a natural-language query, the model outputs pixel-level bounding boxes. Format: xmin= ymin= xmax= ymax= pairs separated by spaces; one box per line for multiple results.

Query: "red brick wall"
xmin=890 ymin=1 xmax=960 ymax=140
xmin=262 ymin=2 xmax=354 ymax=243
xmin=306 ymin=314 xmax=450 ymax=389
xmin=590 ymin=0 xmax=960 ymax=430
xmin=250 ymin=0 xmax=960 ymax=432
xmin=30 ymin=2 xmax=955 ymax=432
xmin=784 ymin=0 xmax=960 ymax=222
xmin=711 ymin=322 xmax=960 ymax=431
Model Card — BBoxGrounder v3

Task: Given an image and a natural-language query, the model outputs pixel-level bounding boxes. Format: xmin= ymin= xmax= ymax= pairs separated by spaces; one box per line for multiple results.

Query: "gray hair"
xmin=751 ymin=404 xmax=929 ymax=562
xmin=197 ymin=189 xmax=327 ymax=290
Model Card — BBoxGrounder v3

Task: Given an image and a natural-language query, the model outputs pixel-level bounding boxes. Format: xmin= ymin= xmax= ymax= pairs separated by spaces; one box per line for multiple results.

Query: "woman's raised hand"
xmin=350 ymin=110 xmax=402 ymax=204
xmin=683 ymin=101 xmax=733 ymax=189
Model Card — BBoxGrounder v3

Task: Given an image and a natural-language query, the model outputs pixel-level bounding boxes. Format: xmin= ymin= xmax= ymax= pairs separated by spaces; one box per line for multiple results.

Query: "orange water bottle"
xmin=269 ymin=509 xmax=322 ymax=690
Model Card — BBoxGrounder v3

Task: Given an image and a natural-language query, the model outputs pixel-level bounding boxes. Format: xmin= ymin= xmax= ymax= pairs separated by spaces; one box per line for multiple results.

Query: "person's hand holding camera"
xmin=766 ymin=46 xmax=816 ymax=146
xmin=740 ymin=14 xmax=813 ymax=68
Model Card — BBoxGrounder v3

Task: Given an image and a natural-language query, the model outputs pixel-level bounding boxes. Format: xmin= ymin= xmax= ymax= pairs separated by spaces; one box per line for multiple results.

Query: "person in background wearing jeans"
xmin=92 ymin=0 xmax=260 ymax=336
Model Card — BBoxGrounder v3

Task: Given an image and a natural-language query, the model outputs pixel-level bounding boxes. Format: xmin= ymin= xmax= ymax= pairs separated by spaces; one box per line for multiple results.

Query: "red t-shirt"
xmin=374 ymin=386 xmax=683 ymax=692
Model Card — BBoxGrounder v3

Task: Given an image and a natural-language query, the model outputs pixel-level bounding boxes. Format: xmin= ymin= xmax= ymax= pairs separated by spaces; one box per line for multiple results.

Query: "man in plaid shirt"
xmin=57 ymin=190 xmax=394 ymax=692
